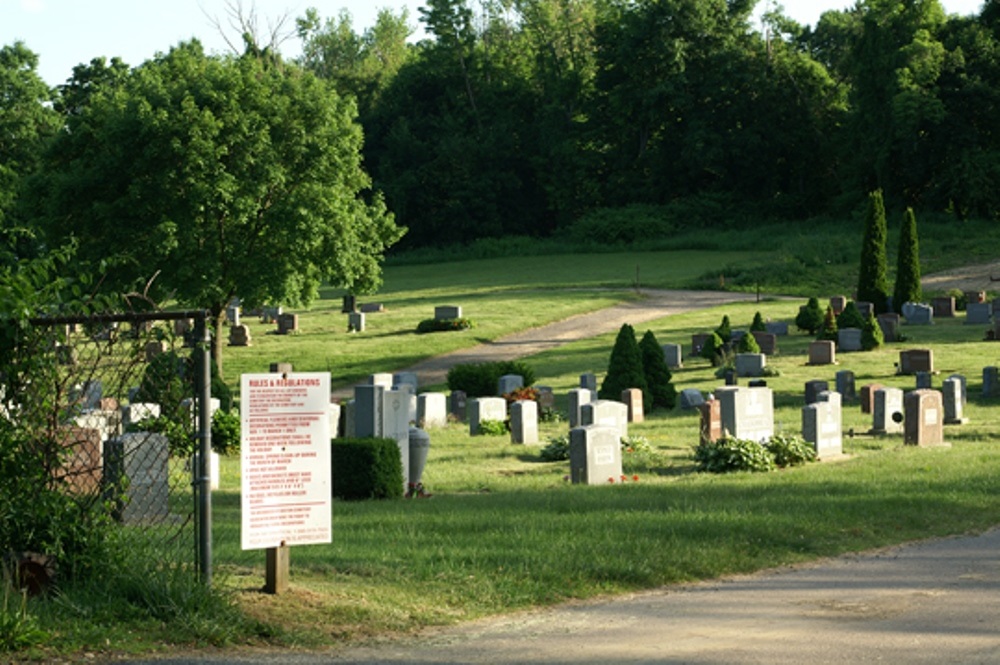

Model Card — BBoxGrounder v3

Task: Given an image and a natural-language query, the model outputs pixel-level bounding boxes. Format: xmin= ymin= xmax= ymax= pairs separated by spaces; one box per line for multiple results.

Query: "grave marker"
xmin=860 ymin=383 xmax=884 ymax=414
xmin=942 ymin=378 xmax=967 ymax=425
xmin=579 ymin=373 xmax=598 ymax=392
xmin=966 ymin=302 xmax=992 ymax=325
xmin=717 ymin=386 xmax=774 ymax=443
xmin=982 ymin=367 xmax=999 ymax=398
xmin=904 ymin=389 xmax=947 ymax=447
xmin=932 ymin=296 xmax=956 ymax=318
xmin=510 ymin=400 xmax=539 ymax=444
xmin=802 ymin=391 xmax=843 ymax=459
xmin=871 ymin=387 xmax=904 ymax=435
xmin=567 ymin=388 xmax=595 ymax=427
xmin=899 ymin=349 xmax=934 ymax=374
xmin=735 ymin=353 xmax=766 ymax=377
xmin=417 ymin=393 xmax=448 ymax=428
xmin=569 ymin=426 xmax=623 ymax=485
xmin=434 ymin=305 xmax=462 ymax=320
xmin=679 ymin=388 xmax=705 ymax=410
xmin=837 ymin=328 xmax=862 ymax=352
xmin=104 ymin=432 xmax=170 ymax=524
xmin=808 ymin=341 xmax=836 ymax=366
xmin=662 ymin=343 xmax=683 ymax=369
xmin=621 ymin=388 xmax=644 ymax=424
xmin=469 ymin=397 xmax=507 ymax=435
xmin=347 ymin=312 xmax=365 ymax=332
xmin=835 ymin=370 xmax=856 ymax=401
xmin=498 ymin=374 xmax=524 ymax=396
xmin=580 ymin=400 xmax=628 ymax=440
xmin=698 ymin=398 xmax=723 ymax=445
xmin=805 ymin=380 xmax=829 ymax=405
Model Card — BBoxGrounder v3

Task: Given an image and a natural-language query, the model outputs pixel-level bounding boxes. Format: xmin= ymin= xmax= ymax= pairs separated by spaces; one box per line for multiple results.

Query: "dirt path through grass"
xmin=332 ymin=289 xmax=759 ymax=398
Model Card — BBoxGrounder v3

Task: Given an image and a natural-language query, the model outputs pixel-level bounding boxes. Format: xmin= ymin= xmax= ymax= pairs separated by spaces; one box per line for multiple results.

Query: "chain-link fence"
xmin=7 ymin=311 xmax=212 ymax=585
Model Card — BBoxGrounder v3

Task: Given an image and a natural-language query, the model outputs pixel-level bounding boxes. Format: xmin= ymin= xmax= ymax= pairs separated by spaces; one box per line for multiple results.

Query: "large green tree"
xmin=893 ymin=207 xmax=922 ymax=310
xmin=30 ymin=41 xmax=404 ymax=374
xmin=856 ymin=189 xmax=890 ymax=313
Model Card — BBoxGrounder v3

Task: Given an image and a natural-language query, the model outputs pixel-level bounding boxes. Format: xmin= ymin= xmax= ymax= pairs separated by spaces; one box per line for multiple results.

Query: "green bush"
xmin=893 ymin=207 xmax=922 ymax=313
xmin=766 ymin=433 xmax=816 ymax=468
xmin=128 ymin=416 xmax=193 ymax=457
xmin=836 ymin=301 xmax=865 ymax=330
xmin=737 ymin=331 xmax=761 ymax=354
xmin=750 ymin=312 xmax=767 ymax=332
xmin=211 ymin=409 xmax=240 ymax=456
xmin=817 ymin=306 xmax=838 ymax=342
xmin=416 ymin=318 xmax=474 ymax=333
xmin=857 ymin=189 xmax=890 ymax=314
xmin=331 ymin=438 xmax=404 ymax=501
xmin=135 ymin=350 xmax=233 ymax=417
xmin=699 ymin=331 xmax=727 ymax=366
xmin=861 ymin=313 xmax=884 ymax=350
xmin=795 ymin=297 xmax=824 ymax=335
xmin=638 ymin=329 xmax=676 ymax=411
xmin=714 ymin=315 xmax=732 ymax=344
xmin=446 ymin=361 xmax=536 ymax=397
xmin=693 ymin=436 xmax=775 ymax=473
xmin=598 ymin=324 xmax=648 ymax=402
xmin=476 ymin=419 xmax=508 ymax=436
xmin=566 ymin=204 xmax=675 ymax=246
xmin=539 ymin=434 xmax=570 ymax=462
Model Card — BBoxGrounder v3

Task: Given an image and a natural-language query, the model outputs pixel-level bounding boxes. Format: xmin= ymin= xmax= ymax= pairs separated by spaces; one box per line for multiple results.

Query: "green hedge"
xmin=446 ymin=361 xmax=536 ymax=397
xmin=331 ymin=438 xmax=404 ymax=501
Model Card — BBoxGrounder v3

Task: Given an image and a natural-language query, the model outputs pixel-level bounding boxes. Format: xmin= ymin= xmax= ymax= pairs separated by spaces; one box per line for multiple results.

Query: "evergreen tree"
xmin=817 ymin=306 xmax=839 ymax=341
xmin=737 ymin=331 xmax=761 ymax=354
xmin=795 ymin=297 xmax=825 ymax=335
xmin=750 ymin=312 xmax=767 ymax=332
xmin=893 ymin=207 xmax=922 ymax=312
xmin=715 ymin=315 xmax=732 ymax=343
xmin=599 ymin=324 xmax=648 ymax=402
xmin=836 ymin=300 xmax=866 ymax=330
xmin=857 ymin=190 xmax=890 ymax=314
xmin=638 ymin=330 xmax=676 ymax=411
xmin=861 ymin=313 xmax=885 ymax=350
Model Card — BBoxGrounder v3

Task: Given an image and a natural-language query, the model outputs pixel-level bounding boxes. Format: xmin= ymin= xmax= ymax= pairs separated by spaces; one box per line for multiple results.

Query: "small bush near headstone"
xmin=836 ymin=301 xmax=865 ymax=330
xmin=750 ymin=312 xmax=767 ymax=332
xmin=477 ymin=419 xmax=508 ymax=436
xmin=817 ymin=306 xmax=838 ymax=342
xmin=694 ymin=436 xmax=775 ymax=473
xmin=621 ymin=435 xmax=663 ymax=473
xmin=795 ymin=297 xmax=824 ymax=335
xmin=447 ymin=361 xmax=536 ymax=397
xmin=766 ymin=433 xmax=816 ymax=468
xmin=539 ymin=434 xmax=570 ymax=461
xmin=331 ymin=438 xmax=404 ymax=501
xmin=416 ymin=317 xmax=474 ymax=333
xmin=737 ymin=331 xmax=761 ymax=354
xmin=699 ymin=332 xmax=728 ymax=366
xmin=946 ymin=288 xmax=968 ymax=312
xmin=714 ymin=315 xmax=732 ymax=344
xmin=598 ymin=324 xmax=648 ymax=402
xmin=539 ymin=407 xmax=564 ymax=423
xmin=211 ymin=409 xmax=241 ymax=455
xmin=861 ymin=313 xmax=884 ymax=350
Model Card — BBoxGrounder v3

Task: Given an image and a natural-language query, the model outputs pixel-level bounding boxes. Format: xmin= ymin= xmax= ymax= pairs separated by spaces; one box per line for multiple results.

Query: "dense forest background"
xmin=3 ymin=0 xmax=999 ymax=258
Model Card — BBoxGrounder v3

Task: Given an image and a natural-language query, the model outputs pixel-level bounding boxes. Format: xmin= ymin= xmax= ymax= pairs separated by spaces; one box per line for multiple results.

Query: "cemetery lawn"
xmin=202 ymin=298 xmax=1000 ymax=651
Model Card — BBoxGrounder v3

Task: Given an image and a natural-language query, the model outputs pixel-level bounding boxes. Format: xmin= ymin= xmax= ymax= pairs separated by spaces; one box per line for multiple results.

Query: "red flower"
xmin=608 ymin=477 xmax=615 ymax=483
xmin=632 ymin=475 xmax=640 ymax=482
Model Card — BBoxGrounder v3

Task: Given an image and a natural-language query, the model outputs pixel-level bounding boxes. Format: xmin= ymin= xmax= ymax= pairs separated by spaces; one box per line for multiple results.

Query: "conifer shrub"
xmin=331 ymin=438 xmax=404 ymax=500
xmin=714 ymin=315 xmax=732 ymax=343
xmin=795 ymin=297 xmax=824 ymax=335
xmin=737 ymin=331 xmax=761 ymax=354
xmin=638 ymin=330 xmax=676 ymax=411
xmin=893 ymin=207 xmax=922 ymax=313
xmin=817 ymin=306 xmax=838 ymax=341
xmin=599 ymin=324 xmax=648 ymax=401
xmin=699 ymin=331 xmax=727 ymax=366
xmin=836 ymin=301 xmax=866 ymax=330
xmin=857 ymin=189 xmax=890 ymax=314
xmin=750 ymin=312 xmax=767 ymax=332
xmin=861 ymin=313 xmax=884 ymax=350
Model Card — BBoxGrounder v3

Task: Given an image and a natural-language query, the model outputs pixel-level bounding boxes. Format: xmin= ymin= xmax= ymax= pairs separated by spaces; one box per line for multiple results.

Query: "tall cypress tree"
xmin=857 ymin=190 xmax=890 ymax=314
xmin=893 ymin=207 xmax=922 ymax=312
xmin=638 ymin=330 xmax=676 ymax=411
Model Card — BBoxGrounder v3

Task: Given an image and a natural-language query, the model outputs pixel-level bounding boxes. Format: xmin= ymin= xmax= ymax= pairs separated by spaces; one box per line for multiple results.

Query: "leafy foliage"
xmin=714 ymin=315 xmax=732 ymax=343
xmin=766 ymin=433 xmax=817 ymax=468
xmin=331 ymin=438 xmax=404 ymax=500
xmin=737 ymin=331 xmax=761 ymax=354
xmin=416 ymin=317 xmax=474 ymax=333
xmin=699 ymin=331 xmax=727 ymax=366
xmin=539 ymin=434 xmax=570 ymax=462
xmin=836 ymin=301 xmax=866 ymax=330
xmin=817 ymin=306 xmax=839 ymax=341
xmin=211 ymin=409 xmax=241 ymax=456
xmin=598 ymin=324 xmax=648 ymax=401
xmin=693 ymin=437 xmax=775 ymax=474
xmin=861 ymin=313 xmax=885 ymax=350
xmin=447 ymin=361 xmax=536 ymax=398
xmin=476 ymin=419 xmax=508 ymax=436
xmin=750 ymin=312 xmax=767 ymax=332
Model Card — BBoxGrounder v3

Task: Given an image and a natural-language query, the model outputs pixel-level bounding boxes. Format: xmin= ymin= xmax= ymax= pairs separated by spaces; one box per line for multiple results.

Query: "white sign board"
xmin=241 ymin=372 xmax=332 ymax=550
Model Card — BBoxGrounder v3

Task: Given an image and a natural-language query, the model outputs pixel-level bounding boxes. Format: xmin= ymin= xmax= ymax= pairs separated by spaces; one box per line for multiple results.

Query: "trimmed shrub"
xmin=477 ymin=419 xmax=508 ymax=436
xmin=836 ymin=301 xmax=865 ymax=330
xmin=447 ymin=361 xmax=535 ymax=397
xmin=861 ymin=313 xmax=884 ymax=350
xmin=750 ymin=312 xmax=767 ymax=332
xmin=540 ymin=434 xmax=570 ymax=461
xmin=816 ymin=306 xmax=838 ymax=342
xmin=893 ymin=207 xmax=922 ymax=313
xmin=795 ymin=297 xmax=824 ymax=335
xmin=638 ymin=329 xmax=676 ymax=411
xmin=598 ymin=324 xmax=648 ymax=401
xmin=331 ymin=438 xmax=404 ymax=501
xmin=714 ymin=315 xmax=732 ymax=344
xmin=693 ymin=437 xmax=775 ymax=473
xmin=857 ymin=189 xmax=890 ymax=314
xmin=737 ymin=331 xmax=760 ymax=354
xmin=699 ymin=331 xmax=727 ymax=366
xmin=211 ymin=409 xmax=240 ymax=456
xmin=416 ymin=317 xmax=474 ymax=333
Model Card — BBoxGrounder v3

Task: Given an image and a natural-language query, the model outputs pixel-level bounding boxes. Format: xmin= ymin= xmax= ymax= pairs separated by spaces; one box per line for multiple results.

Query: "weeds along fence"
xmin=7 ymin=311 xmax=213 ymax=587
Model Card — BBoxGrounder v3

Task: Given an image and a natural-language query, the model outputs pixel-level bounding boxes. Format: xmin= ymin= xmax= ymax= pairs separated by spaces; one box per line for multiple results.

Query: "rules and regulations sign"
xmin=241 ymin=372 xmax=332 ymax=550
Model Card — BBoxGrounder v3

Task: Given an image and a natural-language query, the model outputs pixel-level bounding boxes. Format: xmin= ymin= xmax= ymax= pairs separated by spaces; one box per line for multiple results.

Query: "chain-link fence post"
xmin=195 ymin=312 xmax=213 ymax=585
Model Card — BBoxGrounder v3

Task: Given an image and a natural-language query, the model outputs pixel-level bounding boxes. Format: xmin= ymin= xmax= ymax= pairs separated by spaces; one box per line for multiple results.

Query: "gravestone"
xmin=691 ymin=333 xmax=710 ymax=356
xmin=871 ymin=387 xmax=904 ymax=435
xmin=877 ymin=313 xmax=901 ymax=342
xmin=55 ymin=427 xmax=103 ymax=494
xmin=341 ymin=294 xmax=356 ymax=313
xmin=932 ymin=296 xmax=956 ymax=318
xmin=621 ymin=388 xmax=644 ymax=424
xmin=103 ymin=432 xmax=170 ymax=524
xmin=942 ymin=378 xmax=967 ymax=425
xmin=393 ymin=372 xmax=419 ymax=392
xmin=662 ymin=343 xmax=683 ymax=369
xmin=860 ymin=383 xmax=884 ymax=414
xmin=174 ymin=318 xmax=193 ymax=337
xmin=498 ymin=374 xmax=524 ymax=396
xmin=569 ymin=425 xmax=622 ymax=486
xmin=347 ymin=312 xmax=365 ymax=332
xmin=536 ymin=386 xmax=556 ymax=410
xmin=328 ymin=402 xmax=342 ymax=439
xmin=899 ymin=349 xmax=934 ymax=374
xmin=580 ymin=400 xmax=628 ymax=440
xmin=179 ymin=397 xmax=221 ymax=429
xmin=368 ymin=373 xmax=394 ymax=389
xmin=751 ymin=331 xmax=778 ymax=355
xmin=277 ymin=313 xmax=299 ymax=334
xmin=837 ymin=328 xmax=863 ymax=352
xmin=698 ymin=398 xmax=723 ymax=445
xmin=905 ymin=304 xmax=933 ymax=325
xmin=359 ymin=303 xmax=384 ymax=313
xmin=765 ymin=321 xmax=789 ymax=336
xmin=122 ymin=403 xmax=160 ymax=429
xmin=915 ymin=371 xmax=933 ymax=390
xmin=579 ymin=373 xmax=598 ymax=392
xmin=417 ymin=392 xmax=448 ymax=429
xmin=735 ymin=353 xmax=766 ymax=377
xmin=434 ymin=305 xmax=462 ymax=320
xmin=71 ymin=380 xmax=103 ymax=411
xmin=343 ymin=399 xmax=356 ymax=438
xmin=830 ymin=295 xmax=848 ymax=315
xmin=982 ymin=367 xmax=1000 ymax=398
xmin=679 ymin=388 xmax=705 ymax=410
xmin=449 ymin=390 xmax=468 ymax=421
xmin=904 ymin=389 xmax=946 ymax=447
xmin=469 ymin=397 xmax=506 ymax=435
xmin=73 ymin=409 xmax=123 ymax=443
xmin=510 ymin=400 xmax=539 ymax=444
xmin=947 ymin=373 xmax=967 ymax=405
xmin=724 ymin=369 xmax=737 ymax=386
xmin=808 ymin=340 xmax=836 ymax=366
xmin=855 ymin=302 xmax=874 ymax=319
xmin=354 ymin=384 xmax=385 ymax=438
xmin=966 ymin=291 xmax=986 ymax=305
xmin=228 ymin=324 xmax=251 ymax=347
xmin=226 ymin=304 xmax=240 ymax=326
xmin=270 ymin=362 xmax=293 ymax=375
xmin=835 ymin=370 xmax=856 ymax=401
xmin=717 ymin=386 xmax=774 ymax=443
xmin=567 ymin=388 xmax=595 ymax=427
xmin=993 ymin=299 xmax=1000 ymax=317
xmin=383 ymin=390 xmax=411 ymax=487
xmin=966 ymin=302 xmax=992 ymax=325
xmin=805 ymin=380 xmax=830 ymax=405
xmin=802 ymin=391 xmax=843 ymax=459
